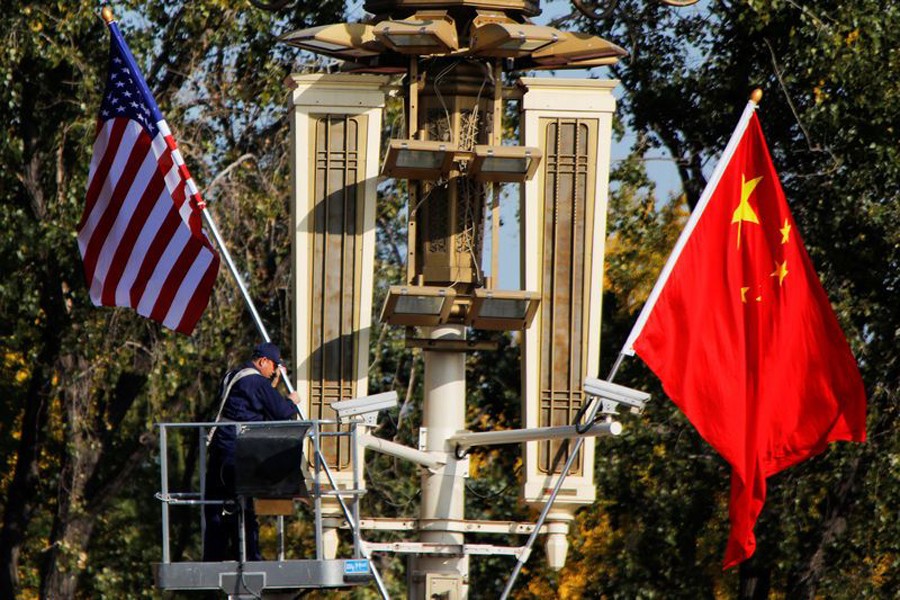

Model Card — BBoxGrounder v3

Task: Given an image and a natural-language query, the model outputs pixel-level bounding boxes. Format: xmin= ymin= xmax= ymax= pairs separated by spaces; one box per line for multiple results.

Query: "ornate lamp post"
xmin=284 ymin=2 xmax=625 ymax=597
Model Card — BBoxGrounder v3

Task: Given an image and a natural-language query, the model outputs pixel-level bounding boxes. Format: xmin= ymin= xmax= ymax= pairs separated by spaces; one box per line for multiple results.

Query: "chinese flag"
xmin=629 ymin=111 xmax=866 ymax=568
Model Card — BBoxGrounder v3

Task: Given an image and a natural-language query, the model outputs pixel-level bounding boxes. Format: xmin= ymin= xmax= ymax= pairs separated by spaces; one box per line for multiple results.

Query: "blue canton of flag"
xmin=100 ymin=49 xmax=161 ymax=138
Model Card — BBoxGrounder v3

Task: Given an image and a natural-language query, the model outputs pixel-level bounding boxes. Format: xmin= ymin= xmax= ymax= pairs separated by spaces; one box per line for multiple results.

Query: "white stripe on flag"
xmin=88 ymin=141 xmax=161 ymax=302
xmin=114 ymin=186 xmax=172 ymax=306
xmin=78 ymin=121 xmax=143 ymax=256
xmin=85 ymin=120 xmax=115 ymax=192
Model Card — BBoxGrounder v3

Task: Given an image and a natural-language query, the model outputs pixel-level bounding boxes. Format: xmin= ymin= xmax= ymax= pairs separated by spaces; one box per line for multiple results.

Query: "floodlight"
xmin=531 ymin=32 xmax=627 ymax=67
xmin=469 ymin=145 xmax=542 ymax=182
xmin=383 ymin=139 xmax=458 ymax=180
xmin=529 ymin=56 xmax=621 ymax=71
xmin=374 ymin=12 xmax=459 ymax=55
xmin=380 ymin=285 xmax=457 ymax=326
xmin=469 ymin=23 xmax=561 ymax=58
xmin=583 ymin=377 xmax=650 ymax=414
xmin=466 ymin=289 xmax=540 ymax=330
xmin=280 ymin=23 xmax=384 ymax=59
xmin=331 ymin=391 xmax=399 ymax=426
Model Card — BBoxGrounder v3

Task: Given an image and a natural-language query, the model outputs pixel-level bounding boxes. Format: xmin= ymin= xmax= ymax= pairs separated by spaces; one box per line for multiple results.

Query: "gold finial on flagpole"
xmin=750 ymin=88 xmax=763 ymax=105
xmin=101 ymin=6 xmax=115 ymax=24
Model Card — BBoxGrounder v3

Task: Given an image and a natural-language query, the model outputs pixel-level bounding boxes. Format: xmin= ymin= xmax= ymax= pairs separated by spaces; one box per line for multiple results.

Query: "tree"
xmin=0 ymin=1 xmax=343 ymax=597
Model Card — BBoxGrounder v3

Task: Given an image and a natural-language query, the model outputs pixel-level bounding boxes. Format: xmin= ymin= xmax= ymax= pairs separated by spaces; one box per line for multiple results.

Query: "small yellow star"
xmin=771 ymin=260 xmax=789 ymax=286
xmin=741 ymin=286 xmax=750 ymax=303
xmin=780 ymin=219 xmax=791 ymax=244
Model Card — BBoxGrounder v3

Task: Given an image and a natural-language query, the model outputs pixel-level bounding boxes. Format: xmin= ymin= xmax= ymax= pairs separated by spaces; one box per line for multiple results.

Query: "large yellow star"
xmin=771 ymin=260 xmax=789 ymax=286
xmin=780 ymin=219 xmax=791 ymax=244
xmin=732 ymin=174 xmax=763 ymax=248
xmin=741 ymin=286 xmax=749 ymax=303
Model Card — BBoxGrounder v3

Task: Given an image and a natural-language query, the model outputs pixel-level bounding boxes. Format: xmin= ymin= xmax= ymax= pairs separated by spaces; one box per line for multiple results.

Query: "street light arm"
xmin=248 ymin=0 xmax=295 ymax=10
xmin=571 ymin=0 xmax=619 ymax=21
xmin=570 ymin=0 xmax=699 ymax=22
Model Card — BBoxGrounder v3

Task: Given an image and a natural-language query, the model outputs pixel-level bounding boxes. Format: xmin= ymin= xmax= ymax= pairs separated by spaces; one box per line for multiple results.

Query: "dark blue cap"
xmin=252 ymin=342 xmax=283 ymax=365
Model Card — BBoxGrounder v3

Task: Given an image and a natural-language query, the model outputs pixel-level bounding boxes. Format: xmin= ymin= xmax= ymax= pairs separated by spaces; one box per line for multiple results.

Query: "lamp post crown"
xmin=364 ymin=0 xmax=541 ymax=18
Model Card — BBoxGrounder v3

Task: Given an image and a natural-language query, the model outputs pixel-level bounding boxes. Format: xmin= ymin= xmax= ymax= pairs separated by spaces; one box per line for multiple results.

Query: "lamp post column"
xmin=412 ymin=324 xmax=469 ymax=599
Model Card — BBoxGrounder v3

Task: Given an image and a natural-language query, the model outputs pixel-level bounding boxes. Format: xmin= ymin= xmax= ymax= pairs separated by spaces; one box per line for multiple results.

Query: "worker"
xmin=203 ymin=342 xmax=300 ymax=561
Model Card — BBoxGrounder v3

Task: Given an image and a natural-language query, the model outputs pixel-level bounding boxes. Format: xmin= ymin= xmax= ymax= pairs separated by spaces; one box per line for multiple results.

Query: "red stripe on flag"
xmin=81 ymin=129 xmax=153 ymax=286
xmin=128 ymin=207 xmax=182 ymax=308
xmin=148 ymin=236 xmax=203 ymax=324
xmin=79 ymin=119 xmax=129 ymax=232
xmin=99 ymin=168 xmax=167 ymax=306
xmin=175 ymin=254 xmax=219 ymax=334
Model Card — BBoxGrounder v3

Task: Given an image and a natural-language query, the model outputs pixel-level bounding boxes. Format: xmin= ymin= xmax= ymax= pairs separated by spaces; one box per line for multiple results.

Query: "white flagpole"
xmin=620 ymin=90 xmax=762 ymax=357
xmin=200 ymin=207 xmax=306 ymax=419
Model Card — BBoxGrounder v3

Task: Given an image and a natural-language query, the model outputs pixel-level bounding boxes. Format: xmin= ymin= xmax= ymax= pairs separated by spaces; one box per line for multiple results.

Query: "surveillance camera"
xmin=330 ymin=391 xmax=399 ymax=426
xmin=583 ymin=377 xmax=650 ymax=415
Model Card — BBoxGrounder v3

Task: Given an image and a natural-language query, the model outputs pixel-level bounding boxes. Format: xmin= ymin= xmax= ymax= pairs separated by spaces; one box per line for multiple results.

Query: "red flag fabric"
xmin=77 ymin=19 xmax=219 ymax=335
xmin=628 ymin=111 xmax=866 ymax=568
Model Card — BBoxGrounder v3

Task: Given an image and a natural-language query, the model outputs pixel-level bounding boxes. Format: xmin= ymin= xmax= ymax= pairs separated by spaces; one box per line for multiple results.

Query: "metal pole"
xmin=315 ymin=446 xmax=391 ymax=600
xmin=159 ymin=425 xmax=170 ymax=564
xmin=351 ymin=422 xmax=362 ymax=559
xmin=449 ymin=421 xmax=621 ymax=450
xmin=312 ymin=422 xmax=324 ymax=561
xmin=415 ymin=324 xmax=468 ymax=598
xmin=200 ymin=207 xmax=303 ymax=415
xmin=199 ymin=426 xmax=207 ymax=558
xmin=499 ymin=353 xmax=627 ymax=599
xmin=359 ymin=433 xmax=445 ymax=470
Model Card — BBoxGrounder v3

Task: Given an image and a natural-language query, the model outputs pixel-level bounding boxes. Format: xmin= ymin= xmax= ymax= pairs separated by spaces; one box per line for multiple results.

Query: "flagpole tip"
xmin=101 ymin=6 xmax=115 ymax=24
xmin=750 ymin=88 xmax=763 ymax=105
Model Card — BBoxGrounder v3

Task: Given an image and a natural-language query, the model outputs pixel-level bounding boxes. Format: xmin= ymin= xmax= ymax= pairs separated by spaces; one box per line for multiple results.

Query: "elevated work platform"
xmin=154 ymin=558 xmax=372 ymax=597
xmin=154 ymin=420 xmax=387 ymax=598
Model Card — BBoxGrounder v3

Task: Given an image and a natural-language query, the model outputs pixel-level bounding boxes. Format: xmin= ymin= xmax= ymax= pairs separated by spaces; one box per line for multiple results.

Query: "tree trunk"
xmin=739 ymin=561 xmax=772 ymax=600
xmin=0 ymin=378 xmax=52 ymax=598
xmin=788 ymin=456 xmax=864 ymax=599
xmin=0 ymin=255 xmax=65 ymax=598
xmin=40 ymin=354 xmax=101 ymax=600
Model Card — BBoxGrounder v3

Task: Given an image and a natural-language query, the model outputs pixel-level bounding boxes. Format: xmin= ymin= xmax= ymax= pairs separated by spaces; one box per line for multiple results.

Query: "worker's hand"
xmin=288 ymin=391 xmax=300 ymax=405
xmin=271 ymin=364 xmax=288 ymax=388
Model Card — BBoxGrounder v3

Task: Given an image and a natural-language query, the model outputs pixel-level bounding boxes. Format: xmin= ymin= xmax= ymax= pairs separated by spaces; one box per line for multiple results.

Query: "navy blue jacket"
xmin=209 ymin=361 xmax=299 ymax=465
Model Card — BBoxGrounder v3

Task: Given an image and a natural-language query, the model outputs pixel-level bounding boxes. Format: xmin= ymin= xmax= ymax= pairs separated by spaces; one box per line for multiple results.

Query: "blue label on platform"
xmin=344 ymin=559 xmax=370 ymax=575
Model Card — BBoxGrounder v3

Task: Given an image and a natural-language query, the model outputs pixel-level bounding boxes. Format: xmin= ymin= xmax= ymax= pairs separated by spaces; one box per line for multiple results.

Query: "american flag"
xmin=78 ymin=19 xmax=220 ymax=334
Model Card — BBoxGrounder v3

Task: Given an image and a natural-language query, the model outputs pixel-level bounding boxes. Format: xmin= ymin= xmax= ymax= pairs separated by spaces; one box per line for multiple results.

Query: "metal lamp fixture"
xmin=380 ymin=285 xmax=457 ymax=327
xmin=530 ymin=31 xmax=626 ymax=66
xmin=280 ymin=23 xmax=384 ymax=59
xmin=465 ymin=289 xmax=540 ymax=330
xmin=383 ymin=139 xmax=458 ymax=180
xmin=469 ymin=23 xmax=560 ymax=58
xmin=469 ymin=145 xmax=542 ymax=182
xmin=374 ymin=11 xmax=459 ymax=55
